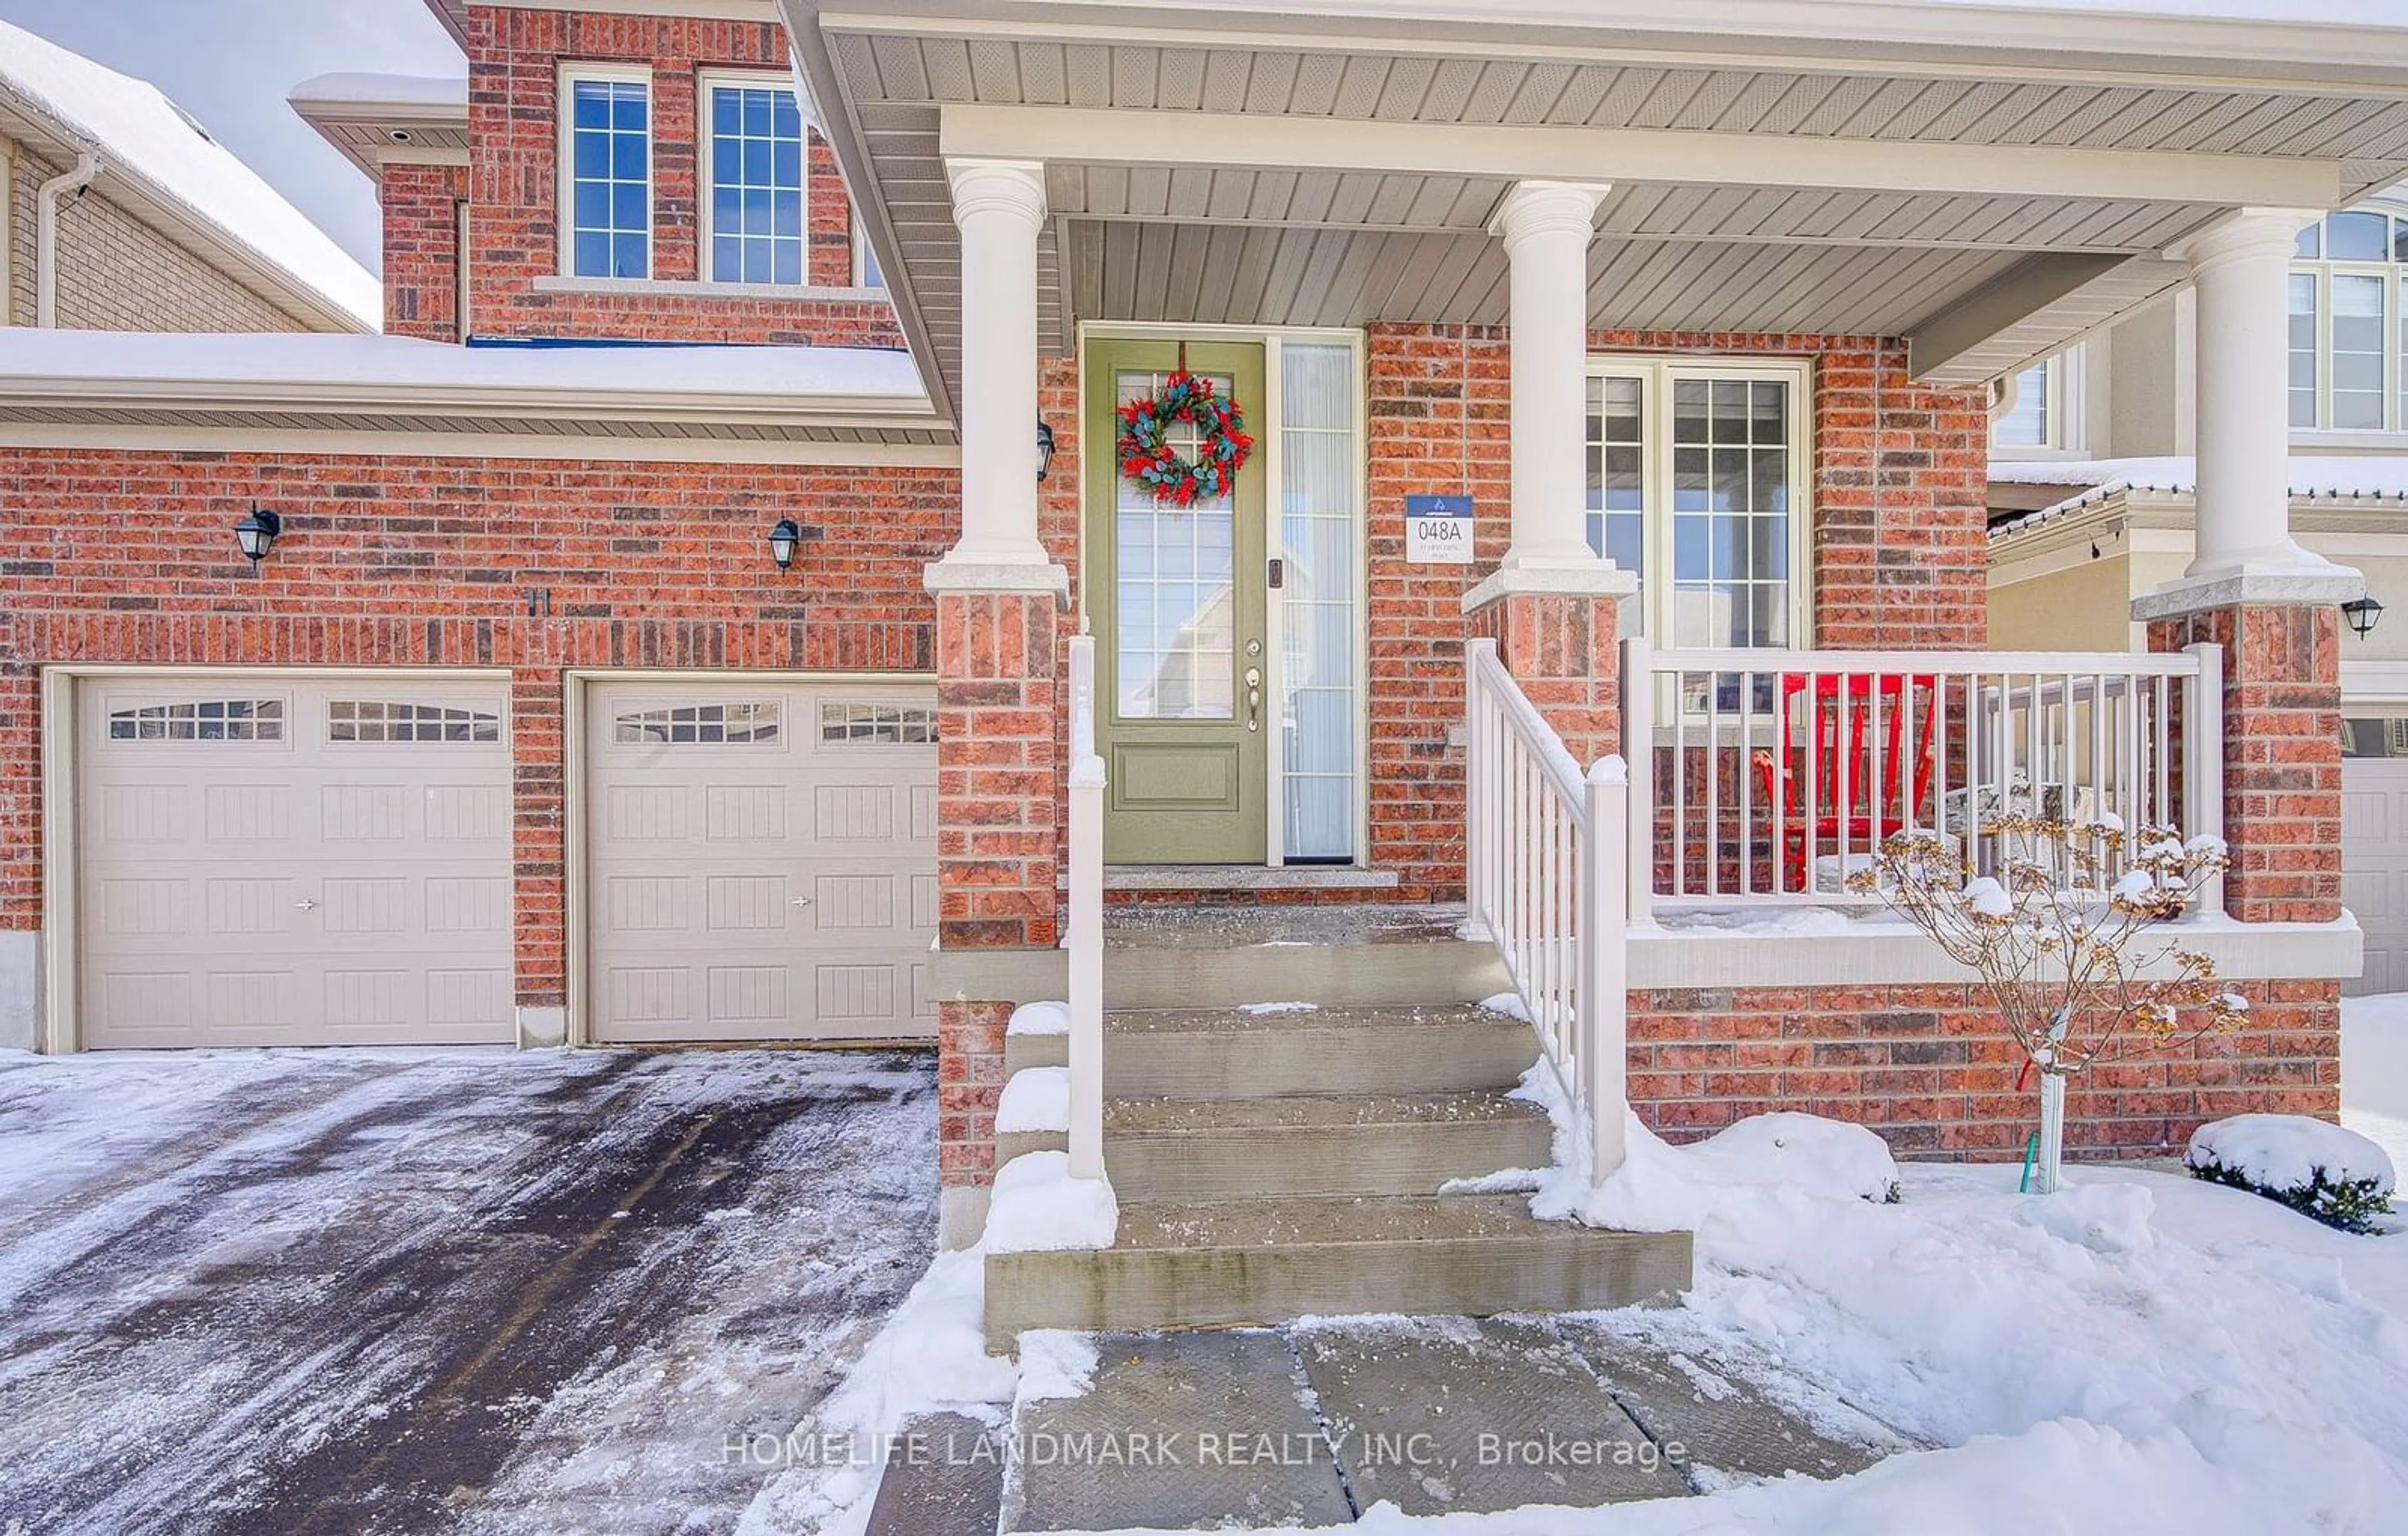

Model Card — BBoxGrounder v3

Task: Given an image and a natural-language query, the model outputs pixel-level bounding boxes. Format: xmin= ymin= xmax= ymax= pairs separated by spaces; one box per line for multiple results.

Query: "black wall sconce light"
xmin=233 ymin=506 xmax=282 ymax=566
xmin=2345 ymin=594 xmax=2385 ymax=639
xmin=767 ymin=518 xmax=803 ymax=571
xmin=1037 ymin=416 xmax=1057 ymax=481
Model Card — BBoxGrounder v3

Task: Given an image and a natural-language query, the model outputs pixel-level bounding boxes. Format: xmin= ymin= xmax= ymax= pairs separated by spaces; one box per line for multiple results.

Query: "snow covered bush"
xmin=1848 ymin=816 xmax=2244 ymax=1193
xmin=2186 ymin=1114 xmax=2397 ymax=1234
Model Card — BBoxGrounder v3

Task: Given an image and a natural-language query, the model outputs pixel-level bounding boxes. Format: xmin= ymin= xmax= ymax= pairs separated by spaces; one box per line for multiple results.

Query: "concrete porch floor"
xmin=871 ymin=1311 xmax=1911 ymax=1532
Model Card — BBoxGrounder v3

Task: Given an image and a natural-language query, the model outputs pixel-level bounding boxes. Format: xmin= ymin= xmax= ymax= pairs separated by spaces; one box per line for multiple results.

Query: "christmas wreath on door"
xmin=1116 ymin=369 xmax=1255 ymax=507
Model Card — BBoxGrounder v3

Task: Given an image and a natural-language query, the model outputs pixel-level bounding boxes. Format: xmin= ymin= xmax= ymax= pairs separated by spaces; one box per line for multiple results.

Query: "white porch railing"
xmin=1464 ymin=637 xmax=1630 ymax=1186
xmin=1623 ymin=639 xmax=2224 ymax=913
xmin=1066 ymin=634 xmax=1106 ymax=1180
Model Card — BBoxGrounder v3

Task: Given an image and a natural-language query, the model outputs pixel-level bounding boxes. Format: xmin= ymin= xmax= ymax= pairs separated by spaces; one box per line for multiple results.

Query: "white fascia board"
xmin=0 ymin=423 xmax=958 ymax=466
xmin=938 ymin=104 xmax=2342 ymax=209
xmin=826 ymin=2 xmax=2408 ymax=93
xmin=0 ymin=373 xmax=944 ymax=428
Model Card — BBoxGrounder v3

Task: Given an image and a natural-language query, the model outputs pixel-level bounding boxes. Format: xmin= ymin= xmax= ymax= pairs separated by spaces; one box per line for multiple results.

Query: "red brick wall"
xmin=2149 ymin=604 xmax=2345 ymax=923
xmin=1358 ymin=325 xmax=1991 ymax=902
xmin=462 ymin=4 xmax=898 ymax=346
xmin=0 ymin=445 xmax=958 ymax=1010
xmin=384 ymin=163 xmax=467 ymax=340
xmin=1631 ymin=978 xmax=2341 ymax=1158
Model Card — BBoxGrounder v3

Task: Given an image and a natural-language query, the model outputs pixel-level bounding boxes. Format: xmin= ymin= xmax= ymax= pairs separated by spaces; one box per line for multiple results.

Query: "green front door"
xmin=1085 ymin=339 xmax=1270 ymax=864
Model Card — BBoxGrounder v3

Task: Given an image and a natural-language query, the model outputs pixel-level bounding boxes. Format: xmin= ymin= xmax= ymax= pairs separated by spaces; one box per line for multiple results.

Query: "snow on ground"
xmin=0 ymin=1046 xmax=936 ymax=1535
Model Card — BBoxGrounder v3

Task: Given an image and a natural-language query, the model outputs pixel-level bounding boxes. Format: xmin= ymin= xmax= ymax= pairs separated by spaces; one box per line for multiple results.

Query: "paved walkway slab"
xmin=1002 ymin=1330 xmax=1354 ymax=1532
xmin=866 ymin=1412 xmax=1006 ymax=1536
xmin=1294 ymin=1315 xmax=1689 ymax=1515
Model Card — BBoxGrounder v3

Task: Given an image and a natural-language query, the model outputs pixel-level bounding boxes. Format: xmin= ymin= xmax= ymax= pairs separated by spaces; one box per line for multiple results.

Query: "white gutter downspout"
xmin=36 ymin=153 xmax=100 ymax=328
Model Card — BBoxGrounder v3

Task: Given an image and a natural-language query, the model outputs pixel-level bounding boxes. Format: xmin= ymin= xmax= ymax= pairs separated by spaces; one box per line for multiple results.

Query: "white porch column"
xmin=928 ymin=157 xmax=1064 ymax=592
xmin=2137 ymin=206 xmax=2358 ymax=617
xmin=1494 ymin=180 xmax=1614 ymax=572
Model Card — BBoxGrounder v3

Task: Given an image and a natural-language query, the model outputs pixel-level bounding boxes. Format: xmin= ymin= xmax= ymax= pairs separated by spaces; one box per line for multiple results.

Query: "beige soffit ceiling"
xmin=288 ymin=75 xmax=471 ymax=178
xmin=782 ymin=1 xmax=2408 ymax=417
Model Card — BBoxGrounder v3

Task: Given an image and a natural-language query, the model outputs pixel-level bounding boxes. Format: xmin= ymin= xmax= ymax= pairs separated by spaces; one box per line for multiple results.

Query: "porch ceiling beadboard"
xmin=784 ymin=0 xmax=2408 ymax=417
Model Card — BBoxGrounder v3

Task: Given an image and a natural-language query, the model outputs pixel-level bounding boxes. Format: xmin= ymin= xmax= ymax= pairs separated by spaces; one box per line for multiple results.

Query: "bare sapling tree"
xmin=1847 ymin=815 xmax=2247 ymax=1193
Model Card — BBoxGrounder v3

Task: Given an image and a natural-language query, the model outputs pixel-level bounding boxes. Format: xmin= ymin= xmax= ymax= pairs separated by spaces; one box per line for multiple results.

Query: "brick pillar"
xmin=509 ymin=667 xmax=568 ymax=1046
xmin=1465 ymin=589 xmax=1625 ymax=769
xmin=933 ymin=586 xmax=1063 ymax=1243
xmin=2147 ymin=602 xmax=2344 ymax=923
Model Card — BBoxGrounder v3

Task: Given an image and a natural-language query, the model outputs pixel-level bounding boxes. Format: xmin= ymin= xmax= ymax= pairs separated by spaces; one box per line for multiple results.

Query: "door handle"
xmin=789 ymin=897 xmax=814 ymax=908
xmin=294 ymin=897 xmax=317 ymax=913
xmin=1244 ymin=666 xmax=1262 ymax=733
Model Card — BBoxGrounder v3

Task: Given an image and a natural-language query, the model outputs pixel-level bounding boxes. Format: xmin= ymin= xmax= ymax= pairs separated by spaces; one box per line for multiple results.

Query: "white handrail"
xmin=1464 ymin=637 xmax=1630 ymax=1187
xmin=1067 ymin=634 xmax=1105 ymax=1180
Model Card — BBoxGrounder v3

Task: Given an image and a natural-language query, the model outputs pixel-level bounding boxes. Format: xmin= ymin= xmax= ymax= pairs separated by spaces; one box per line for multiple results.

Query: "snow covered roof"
xmin=288 ymin=73 xmax=468 ymax=111
xmin=1990 ymin=455 xmax=2408 ymax=538
xmin=0 ymin=329 xmax=927 ymax=404
xmin=0 ymin=19 xmax=380 ymax=332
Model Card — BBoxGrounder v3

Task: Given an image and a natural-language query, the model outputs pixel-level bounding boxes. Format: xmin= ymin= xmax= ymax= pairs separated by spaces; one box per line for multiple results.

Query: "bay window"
xmin=1584 ymin=358 xmax=1809 ymax=655
xmin=561 ymin=66 xmax=651 ymax=280
xmin=701 ymin=71 xmax=807 ymax=287
xmin=2290 ymin=204 xmax=2408 ymax=432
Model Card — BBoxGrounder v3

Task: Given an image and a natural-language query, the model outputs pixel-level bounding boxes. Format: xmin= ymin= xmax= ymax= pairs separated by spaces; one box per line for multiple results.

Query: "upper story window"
xmin=702 ymin=72 xmax=806 ymax=286
xmin=2290 ymin=204 xmax=2408 ymax=433
xmin=1990 ymin=349 xmax=2083 ymax=454
xmin=562 ymin=66 xmax=651 ymax=280
xmin=1584 ymin=357 xmax=1810 ymax=653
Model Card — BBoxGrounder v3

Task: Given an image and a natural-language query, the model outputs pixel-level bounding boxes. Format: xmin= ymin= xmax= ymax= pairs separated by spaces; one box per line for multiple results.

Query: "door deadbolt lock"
xmin=1245 ymin=638 xmax=1262 ymax=657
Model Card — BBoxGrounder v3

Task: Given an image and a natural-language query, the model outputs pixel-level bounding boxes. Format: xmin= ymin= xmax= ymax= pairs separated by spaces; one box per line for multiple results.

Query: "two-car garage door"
xmin=73 ymin=674 xmax=938 ymax=1048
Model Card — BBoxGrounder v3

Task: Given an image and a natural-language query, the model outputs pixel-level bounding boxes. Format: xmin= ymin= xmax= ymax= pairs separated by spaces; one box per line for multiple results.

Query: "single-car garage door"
xmin=78 ymin=676 xmax=515 ymax=1048
xmin=2345 ymin=717 xmax=2408 ymax=997
xmin=585 ymin=680 xmax=938 ymax=1043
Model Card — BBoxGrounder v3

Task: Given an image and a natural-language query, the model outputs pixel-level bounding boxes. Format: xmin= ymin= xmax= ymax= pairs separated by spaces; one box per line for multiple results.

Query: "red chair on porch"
xmin=1750 ymin=673 xmax=1941 ymax=892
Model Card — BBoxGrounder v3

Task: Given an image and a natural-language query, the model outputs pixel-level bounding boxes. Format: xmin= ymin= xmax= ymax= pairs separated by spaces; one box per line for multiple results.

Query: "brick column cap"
xmin=2131 ymin=567 xmax=2362 ymax=623
xmin=924 ymin=558 xmax=1071 ymax=599
xmin=1462 ymin=560 xmax=1637 ymax=617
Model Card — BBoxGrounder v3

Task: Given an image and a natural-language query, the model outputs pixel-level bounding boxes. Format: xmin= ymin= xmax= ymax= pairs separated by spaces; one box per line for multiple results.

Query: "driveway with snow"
xmin=0 ymin=1045 xmax=935 ymax=1536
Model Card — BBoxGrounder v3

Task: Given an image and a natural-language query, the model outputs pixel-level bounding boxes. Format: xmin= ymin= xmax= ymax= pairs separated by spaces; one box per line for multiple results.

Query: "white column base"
xmin=940 ymin=1184 xmax=992 ymax=1250
xmin=0 ymin=929 xmax=36 ymax=1053
xmin=923 ymin=554 xmax=1072 ymax=599
xmin=1462 ymin=560 xmax=1639 ymax=615
xmin=515 ymin=1004 xmax=568 ymax=1049
xmin=2131 ymin=562 xmax=2364 ymax=622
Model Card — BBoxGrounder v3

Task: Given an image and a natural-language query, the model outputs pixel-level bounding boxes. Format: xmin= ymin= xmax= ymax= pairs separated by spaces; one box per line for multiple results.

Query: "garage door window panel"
xmin=108 ymin=698 xmax=285 ymax=742
xmin=329 ymin=700 xmax=502 ymax=744
xmin=615 ymin=701 xmax=783 ymax=744
xmin=819 ymin=701 xmax=937 ymax=744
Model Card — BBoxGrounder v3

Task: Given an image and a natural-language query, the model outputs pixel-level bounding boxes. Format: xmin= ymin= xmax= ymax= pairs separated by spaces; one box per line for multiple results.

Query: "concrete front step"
xmin=1100 ymin=903 xmax=1507 ymax=1010
xmin=985 ymin=1194 xmax=1693 ymax=1348
xmin=1101 ymin=1091 xmax=1553 ymax=1201
xmin=1006 ymin=1004 xmax=1540 ymax=1100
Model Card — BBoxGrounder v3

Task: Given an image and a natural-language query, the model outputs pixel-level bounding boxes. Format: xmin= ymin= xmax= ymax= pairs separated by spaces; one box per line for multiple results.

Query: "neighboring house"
xmin=0 ymin=0 xmax=2400 ymax=1307
xmin=0 ymin=19 xmax=378 ymax=332
xmin=1991 ymin=194 xmax=2408 ymax=994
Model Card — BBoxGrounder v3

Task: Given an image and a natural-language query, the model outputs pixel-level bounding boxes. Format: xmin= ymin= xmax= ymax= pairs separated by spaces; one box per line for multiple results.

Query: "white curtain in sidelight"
xmin=1277 ymin=344 xmax=1358 ymax=861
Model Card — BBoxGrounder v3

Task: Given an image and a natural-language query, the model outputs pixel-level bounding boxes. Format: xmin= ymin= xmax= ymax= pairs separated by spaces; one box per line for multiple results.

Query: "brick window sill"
xmin=532 ymin=275 xmax=889 ymax=303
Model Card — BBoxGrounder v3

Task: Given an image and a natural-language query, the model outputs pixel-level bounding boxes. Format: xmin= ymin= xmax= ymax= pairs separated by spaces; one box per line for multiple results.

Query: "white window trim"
xmin=852 ymin=213 xmax=882 ymax=289
xmin=697 ymin=66 xmax=808 ymax=288
xmin=1990 ymin=349 xmax=2086 ymax=459
xmin=556 ymin=60 xmax=653 ymax=281
xmin=1585 ymin=354 xmax=1815 ymax=655
xmin=2289 ymin=199 xmax=2406 ymax=434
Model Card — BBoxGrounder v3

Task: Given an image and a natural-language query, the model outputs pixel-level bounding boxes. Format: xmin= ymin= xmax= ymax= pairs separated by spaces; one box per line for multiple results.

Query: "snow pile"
xmin=2187 ymin=1113 xmax=2397 ymax=1233
xmin=2344 ymin=992 xmax=2408 ymax=1174
xmin=1006 ymin=1000 xmax=1070 ymax=1036
xmin=1476 ymin=992 xmax=1530 ymax=1023
xmin=733 ymin=1248 xmax=1016 ymax=1536
xmin=1241 ymin=1001 xmax=1319 ymax=1015
xmin=1521 ymin=1061 xmax=1898 ymax=1236
xmin=995 ymin=1068 xmax=1070 ymax=1135
xmin=1013 ymin=1330 xmax=1100 ymax=1407
xmin=981 ymin=1152 xmax=1117 ymax=1255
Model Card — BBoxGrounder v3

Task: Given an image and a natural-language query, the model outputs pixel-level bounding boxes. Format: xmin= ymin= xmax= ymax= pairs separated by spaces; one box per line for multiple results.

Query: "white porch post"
xmin=1491 ymin=180 xmax=1615 ymax=572
xmin=2139 ymin=207 xmax=2358 ymax=614
xmin=929 ymin=157 xmax=1061 ymax=589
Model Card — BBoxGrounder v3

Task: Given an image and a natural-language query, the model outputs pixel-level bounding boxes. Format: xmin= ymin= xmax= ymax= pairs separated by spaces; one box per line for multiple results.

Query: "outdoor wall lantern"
xmin=1037 ymin=416 xmax=1057 ymax=481
xmin=767 ymin=518 xmax=803 ymax=571
xmin=2345 ymin=594 xmax=2385 ymax=639
xmin=233 ymin=506 xmax=282 ymax=566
